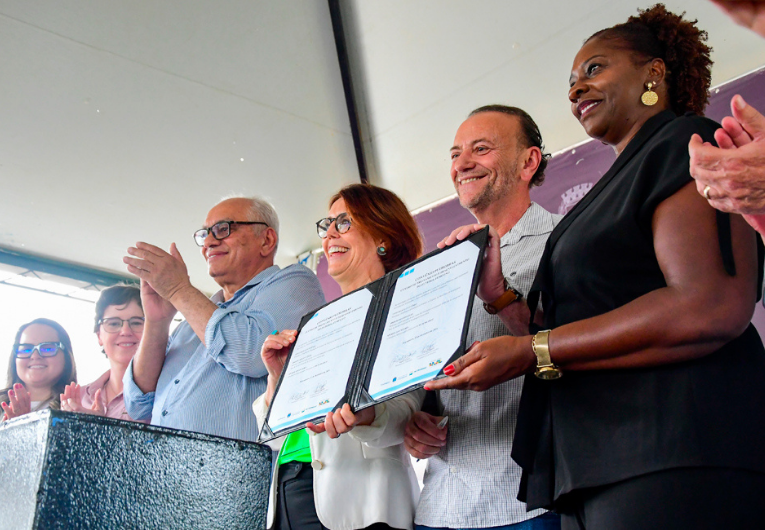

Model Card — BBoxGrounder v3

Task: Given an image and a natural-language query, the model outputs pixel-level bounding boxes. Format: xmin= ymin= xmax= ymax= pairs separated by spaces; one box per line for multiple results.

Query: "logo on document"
xmin=428 ymin=359 xmax=442 ymax=367
xmin=401 ymin=267 xmax=415 ymax=278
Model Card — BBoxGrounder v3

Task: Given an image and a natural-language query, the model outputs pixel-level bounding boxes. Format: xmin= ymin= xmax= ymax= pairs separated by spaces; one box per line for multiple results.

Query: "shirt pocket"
xmin=360 ymin=443 xmax=407 ymax=466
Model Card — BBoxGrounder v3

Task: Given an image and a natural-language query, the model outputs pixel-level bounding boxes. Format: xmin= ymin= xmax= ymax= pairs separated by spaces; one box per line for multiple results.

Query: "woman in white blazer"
xmin=253 ymin=184 xmax=424 ymax=530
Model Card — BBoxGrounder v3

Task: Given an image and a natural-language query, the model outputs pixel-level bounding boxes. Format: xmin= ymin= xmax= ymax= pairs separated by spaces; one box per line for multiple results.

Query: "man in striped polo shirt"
xmin=405 ymin=106 xmax=561 ymax=530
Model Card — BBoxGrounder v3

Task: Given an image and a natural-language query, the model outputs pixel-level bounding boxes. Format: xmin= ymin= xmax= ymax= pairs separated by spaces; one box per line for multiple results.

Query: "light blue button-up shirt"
xmin=123 ymin=264 xmax=325 ymax=442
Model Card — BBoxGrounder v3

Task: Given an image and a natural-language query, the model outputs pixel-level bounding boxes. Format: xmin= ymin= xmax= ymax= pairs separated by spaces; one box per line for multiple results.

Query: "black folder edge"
xmin=257 ymin=226 xmax=489 ymax=443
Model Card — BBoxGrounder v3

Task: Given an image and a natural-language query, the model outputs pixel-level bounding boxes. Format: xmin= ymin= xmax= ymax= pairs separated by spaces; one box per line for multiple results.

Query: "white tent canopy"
xmin=1 ymin=0 xmax=762 ymax=293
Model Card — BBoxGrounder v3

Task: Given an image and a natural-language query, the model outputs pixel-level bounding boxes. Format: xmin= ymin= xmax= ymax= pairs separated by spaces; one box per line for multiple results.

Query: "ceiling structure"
xmin=1 ymin=0 xmax=764 ymax=294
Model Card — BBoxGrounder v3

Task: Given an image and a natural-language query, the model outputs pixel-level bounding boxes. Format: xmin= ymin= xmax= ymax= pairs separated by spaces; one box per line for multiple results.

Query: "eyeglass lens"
xmin=194 ymin=222 xmax=231 ymax=246
xmin=15 ymin=342 xmax=62 ymax=358
xmin=317 ymin=214 xmax=351 ymax=238
xmin=101 ymin=318 xmax=145 ymax=333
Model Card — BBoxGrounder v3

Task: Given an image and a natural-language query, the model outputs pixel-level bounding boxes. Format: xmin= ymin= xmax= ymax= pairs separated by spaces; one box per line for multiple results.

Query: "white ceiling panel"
xmin=1 ymin=0 xmax=764 ymax=296
xmin=0 ymin=1 xmax=359 ymax=294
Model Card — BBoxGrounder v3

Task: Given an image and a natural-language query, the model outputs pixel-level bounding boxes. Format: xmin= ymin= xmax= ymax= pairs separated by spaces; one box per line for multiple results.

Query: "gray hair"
xmin=219 ymin=194 xmax=280 ymax=251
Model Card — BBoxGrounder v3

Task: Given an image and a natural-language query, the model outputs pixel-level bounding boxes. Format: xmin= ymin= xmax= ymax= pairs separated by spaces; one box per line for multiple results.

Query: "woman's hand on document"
xmin=261 ymin=330 xmax=297 ymax=407
xmin=306 ymin=403 xmax=376 ymax=438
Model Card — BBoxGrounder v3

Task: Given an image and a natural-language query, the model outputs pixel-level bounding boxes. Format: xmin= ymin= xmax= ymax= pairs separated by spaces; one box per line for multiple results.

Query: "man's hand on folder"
xmin=437 ymin=224 xmax=506 ymax=305
xmin=424 ymin=336 xmax=536 ymax=392
xmin=306 ymin=404 xmax=376 ymax=438
xmin=438 ymin=223 xmax=535 ymax=336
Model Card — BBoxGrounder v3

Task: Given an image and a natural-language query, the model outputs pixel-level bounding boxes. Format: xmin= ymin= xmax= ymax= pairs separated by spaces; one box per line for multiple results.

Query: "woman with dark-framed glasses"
xmin=253 ymin=183 xmax=424 ymax=530
xmin=1 ymin=318 xmax=77 ymax=421
xmin=60 ymin=284 xmax=149 ymax=422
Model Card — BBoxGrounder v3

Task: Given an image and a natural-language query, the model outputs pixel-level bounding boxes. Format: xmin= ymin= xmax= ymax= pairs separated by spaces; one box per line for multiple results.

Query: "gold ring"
xmin=703 ymin=185 xmax=712 ymax=200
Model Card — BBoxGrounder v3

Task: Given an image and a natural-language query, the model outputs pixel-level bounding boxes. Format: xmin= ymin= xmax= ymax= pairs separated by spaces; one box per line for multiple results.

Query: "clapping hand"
xmin=690 ymin=95 xmax=765 ymax=234
xmin=1 ymin=383 xmax=32 ymax=420
xmin=60 ymin=383 xmax=106 ymax=416
xmin=124 ymin=242 xmax=190 ymax=306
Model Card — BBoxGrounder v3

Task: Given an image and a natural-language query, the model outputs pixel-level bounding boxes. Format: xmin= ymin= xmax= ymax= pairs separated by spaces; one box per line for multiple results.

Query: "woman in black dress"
xmin=427 ymin=5 xmax=765 ymax=529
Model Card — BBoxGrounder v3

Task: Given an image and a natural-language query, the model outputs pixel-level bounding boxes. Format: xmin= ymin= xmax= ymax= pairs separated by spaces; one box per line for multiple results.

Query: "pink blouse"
xmin=81 ymin=370 xmax=150 ymax=424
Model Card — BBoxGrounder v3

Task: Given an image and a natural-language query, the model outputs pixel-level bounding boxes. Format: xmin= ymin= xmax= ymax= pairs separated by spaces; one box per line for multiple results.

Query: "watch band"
xmin=532 ymin=329 xmax=562 ymax=380
xmin=483 ymin=278 xmax=522 ymax=315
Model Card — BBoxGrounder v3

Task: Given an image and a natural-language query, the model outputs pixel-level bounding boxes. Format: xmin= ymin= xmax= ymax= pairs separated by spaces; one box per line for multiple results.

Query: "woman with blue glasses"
xmin=1 ymin=318 xmax=77 ymax=421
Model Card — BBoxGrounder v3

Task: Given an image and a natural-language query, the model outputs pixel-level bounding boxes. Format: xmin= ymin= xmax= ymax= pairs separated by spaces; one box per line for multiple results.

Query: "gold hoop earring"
xmin=641 ymin=82 xmax=658 ymax=106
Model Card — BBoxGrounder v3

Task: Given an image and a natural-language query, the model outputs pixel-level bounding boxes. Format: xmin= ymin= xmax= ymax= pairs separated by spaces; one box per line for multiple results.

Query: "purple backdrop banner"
xmin=318 ymin=67 xmax=765 ymax=336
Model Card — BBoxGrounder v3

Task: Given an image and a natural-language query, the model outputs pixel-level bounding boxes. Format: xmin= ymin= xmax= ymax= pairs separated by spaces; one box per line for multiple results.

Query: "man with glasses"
xmin=122 ymin=196 xmax=325 ymax=441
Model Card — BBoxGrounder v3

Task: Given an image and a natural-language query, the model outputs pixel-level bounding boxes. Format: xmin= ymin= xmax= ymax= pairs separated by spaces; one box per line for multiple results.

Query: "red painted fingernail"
xmin=423 ymin=385 xmax=431 ymax=391
xmin=444 ymin=365 xmax=455 ymax=376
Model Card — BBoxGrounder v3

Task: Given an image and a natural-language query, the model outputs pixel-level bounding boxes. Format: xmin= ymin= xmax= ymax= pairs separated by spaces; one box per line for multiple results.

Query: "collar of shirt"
xmin=211 ymin=265 xmax=281 ymax=307
xmin=502 ymin=202 xmax=557 ymax=247
xmin=85 ymin=370 xmax=112 ymax=398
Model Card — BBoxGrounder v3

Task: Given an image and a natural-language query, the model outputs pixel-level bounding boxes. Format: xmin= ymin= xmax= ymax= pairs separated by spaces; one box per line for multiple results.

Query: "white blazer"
xmin=253 ymin=391 xmax=423 ymax=530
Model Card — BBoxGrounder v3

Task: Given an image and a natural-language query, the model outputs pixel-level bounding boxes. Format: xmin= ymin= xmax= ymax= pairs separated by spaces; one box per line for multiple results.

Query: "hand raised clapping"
xmin=60 ymin=383 xmax=106 ymax=416
xmin=1 ymin=383 xmax=32 ymax=421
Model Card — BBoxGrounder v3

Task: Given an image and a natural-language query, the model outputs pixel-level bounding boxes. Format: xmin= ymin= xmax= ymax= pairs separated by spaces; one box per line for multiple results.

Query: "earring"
xmin=641 ymin=82 xmax=658 ymax=106
xmin=377 ymin=246 xmax=387 ymax=256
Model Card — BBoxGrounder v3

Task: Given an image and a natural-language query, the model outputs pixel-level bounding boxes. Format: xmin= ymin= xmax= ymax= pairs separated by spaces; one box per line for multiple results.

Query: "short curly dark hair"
xmin=588 ymin=3 xmax=713 ymax=115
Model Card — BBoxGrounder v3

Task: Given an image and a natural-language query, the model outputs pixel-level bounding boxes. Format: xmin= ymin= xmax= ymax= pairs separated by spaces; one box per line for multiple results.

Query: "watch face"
xmin=535 ymin=367 xmax=563 ymax=380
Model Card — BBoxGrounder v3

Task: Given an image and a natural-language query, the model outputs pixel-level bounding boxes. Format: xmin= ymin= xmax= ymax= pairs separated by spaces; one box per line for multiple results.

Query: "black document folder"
xmin=258 ymin=226 xmax=488 ymax=442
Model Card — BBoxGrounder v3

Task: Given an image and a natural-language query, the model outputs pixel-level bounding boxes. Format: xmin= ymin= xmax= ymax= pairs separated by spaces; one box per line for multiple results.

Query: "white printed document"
xmin=367 ymin=241 xmax=479 ymax=399
xmin=267 ymin=289 xmax=373 ymax=432
xmin=258 ymin=227 xmax=488 ymax=442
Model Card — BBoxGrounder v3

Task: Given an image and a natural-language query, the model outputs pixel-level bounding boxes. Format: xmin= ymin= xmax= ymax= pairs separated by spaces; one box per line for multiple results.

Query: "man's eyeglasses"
xmin=14 ymin=342 xmax=66 ymax=359
xmin=99 ymin=317 xmax=146 ymax=334
xmin=316 ymin=213 xmax=352 ymax=239
xmin=193 ymin=221 xmax=269 ymax=247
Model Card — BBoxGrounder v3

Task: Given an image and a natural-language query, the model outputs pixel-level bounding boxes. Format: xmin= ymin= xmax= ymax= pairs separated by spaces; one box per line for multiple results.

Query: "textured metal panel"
xmin=0 ymin=410 xmax=271 ymax=530
xmin=0 ymin=412 xmax=50 ymax=530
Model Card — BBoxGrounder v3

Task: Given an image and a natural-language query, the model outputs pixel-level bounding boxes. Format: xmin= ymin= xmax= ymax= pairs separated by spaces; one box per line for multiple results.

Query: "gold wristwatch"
xmin=483 ymin=277 xmax=522 ymax=315
xmin=531 ymin=330 xmax=562 ymax=380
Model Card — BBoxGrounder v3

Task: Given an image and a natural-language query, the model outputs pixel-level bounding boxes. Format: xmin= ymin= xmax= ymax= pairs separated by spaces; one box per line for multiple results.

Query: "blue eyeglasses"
xmin=14 ymin=342 xmax=66 ymax=359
